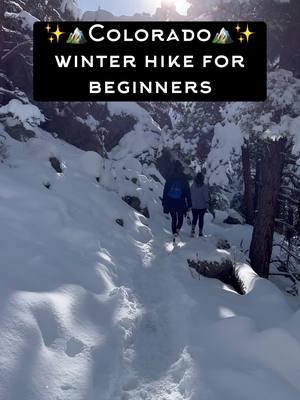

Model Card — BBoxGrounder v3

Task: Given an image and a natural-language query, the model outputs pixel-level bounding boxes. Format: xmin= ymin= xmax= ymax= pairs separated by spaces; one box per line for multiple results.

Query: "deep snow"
xmin=1 ymin=125 xmax=300 ymax=400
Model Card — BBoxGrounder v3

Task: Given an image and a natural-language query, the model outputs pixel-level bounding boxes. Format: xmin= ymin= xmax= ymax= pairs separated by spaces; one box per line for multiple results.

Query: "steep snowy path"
xmin=1 ymin=130 xmax=300 ymax=400
xmin=120 ymin=214 xmax=300 ymax=400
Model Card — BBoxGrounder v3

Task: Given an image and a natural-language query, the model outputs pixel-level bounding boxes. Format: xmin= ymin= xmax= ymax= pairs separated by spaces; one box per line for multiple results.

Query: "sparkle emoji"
xmin=241 ymin=24 xmax=255 ymax=43
xmin=51 ymin=24 xmax=65 ymax=43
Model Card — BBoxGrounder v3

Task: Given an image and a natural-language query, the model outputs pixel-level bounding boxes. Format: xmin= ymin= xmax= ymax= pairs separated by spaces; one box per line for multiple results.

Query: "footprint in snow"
xmin=60 ymin=384 xmax=73 ymax=391
xmin=65 ymin=337 xmax=84 ymax=357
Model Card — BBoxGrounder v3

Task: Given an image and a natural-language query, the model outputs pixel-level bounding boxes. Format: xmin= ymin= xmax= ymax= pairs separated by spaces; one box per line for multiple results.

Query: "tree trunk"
xmin=249 ymin=138 xmax=286 ymax=278
xmin=0 ymin=1 xmax=4 ymax=59
xmin=241 ymin=143 xmax=254 ymax=224
xmin=254 ymin=153 xmax=261 ymax=212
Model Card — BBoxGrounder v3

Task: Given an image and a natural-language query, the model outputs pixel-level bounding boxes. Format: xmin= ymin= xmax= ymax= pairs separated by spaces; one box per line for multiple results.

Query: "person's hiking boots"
xmin=173 ymin=228 xmax=181 ymax=244
xmin=191 ymin=226 xmax=203 ymax=237
xmin=173 ymin=232 xmax=178 ymax=244
xmin=190 ymin=226 xmax=195 ymax=238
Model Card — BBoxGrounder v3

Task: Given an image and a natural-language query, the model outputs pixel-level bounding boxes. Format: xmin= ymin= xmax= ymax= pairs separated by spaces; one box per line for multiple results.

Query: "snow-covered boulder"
xmin=0 ymin=100 xmax=45 ymax=130
xmin=80 ymin=151 xmax=104 ymax=179
xmin=188 ymin=257 xmax=233 ymax=280
xmin=223 ymin=209 xmax=244 ymax=225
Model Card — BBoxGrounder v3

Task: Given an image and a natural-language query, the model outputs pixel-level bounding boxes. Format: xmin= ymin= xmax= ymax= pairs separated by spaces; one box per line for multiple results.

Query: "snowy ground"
xmin=1 ymin=126 xmax=300 ymax=400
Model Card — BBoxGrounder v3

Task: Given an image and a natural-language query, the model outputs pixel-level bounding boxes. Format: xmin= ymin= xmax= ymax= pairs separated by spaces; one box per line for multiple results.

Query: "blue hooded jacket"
xmin=162 ymin=173 xmax=192 ymax=212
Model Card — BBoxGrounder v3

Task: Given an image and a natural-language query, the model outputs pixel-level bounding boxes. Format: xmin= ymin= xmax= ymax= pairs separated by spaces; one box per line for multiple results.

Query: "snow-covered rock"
xmin=0 ymin=100 xmax=45 ymax=129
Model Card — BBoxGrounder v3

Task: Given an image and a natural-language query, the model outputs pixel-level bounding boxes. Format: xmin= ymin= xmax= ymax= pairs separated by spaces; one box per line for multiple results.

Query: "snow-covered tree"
xmin=216 ymin=69 xmax=300 ymax=278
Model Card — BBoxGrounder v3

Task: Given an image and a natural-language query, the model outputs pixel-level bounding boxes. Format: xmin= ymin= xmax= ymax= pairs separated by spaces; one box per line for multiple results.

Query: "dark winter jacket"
xmin=190 ymin=183 xmax=209 ymax=210
xmin=162 ymin=174 xmax=192 ymax=213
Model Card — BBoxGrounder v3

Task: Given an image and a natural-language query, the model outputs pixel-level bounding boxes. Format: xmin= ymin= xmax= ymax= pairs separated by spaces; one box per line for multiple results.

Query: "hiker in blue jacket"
xmin=190 ymin=172 xmax=209 ymax=237
xmin=162 ymin=161 xmax=192 ymax=242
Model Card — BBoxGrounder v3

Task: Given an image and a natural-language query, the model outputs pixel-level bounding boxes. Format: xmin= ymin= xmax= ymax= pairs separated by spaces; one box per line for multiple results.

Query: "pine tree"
xmin=223 ymin=69 xmax=300 ymax=279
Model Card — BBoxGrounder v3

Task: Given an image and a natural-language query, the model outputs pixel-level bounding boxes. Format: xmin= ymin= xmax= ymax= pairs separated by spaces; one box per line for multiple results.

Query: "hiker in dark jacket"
xmin=162 ymin=161 xmax=192 ymax=242
xmin=190 ymin=172 xmax=209 ymax=237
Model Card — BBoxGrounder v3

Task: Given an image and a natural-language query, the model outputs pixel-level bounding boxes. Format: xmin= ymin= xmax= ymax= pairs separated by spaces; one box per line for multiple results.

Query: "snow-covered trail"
xmin=119 ymin=214 xmax=300 ymax=400
xmin=1 ymin=129 xmax=300 ymax=400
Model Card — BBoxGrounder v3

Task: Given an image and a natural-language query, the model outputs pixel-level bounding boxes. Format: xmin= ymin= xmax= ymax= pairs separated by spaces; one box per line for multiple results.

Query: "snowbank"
xmin=0 ymin=122 xmax=300 ymax=400
xmin=80 ymin=151 xmax=104 ymax=178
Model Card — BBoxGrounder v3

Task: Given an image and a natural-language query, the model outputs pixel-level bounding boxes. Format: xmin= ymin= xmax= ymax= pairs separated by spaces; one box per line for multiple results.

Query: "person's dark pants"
xmin=192 ymin=208 xmax=206 ymax=234
xmin=169 ymin=210 xmax=184 ymax=234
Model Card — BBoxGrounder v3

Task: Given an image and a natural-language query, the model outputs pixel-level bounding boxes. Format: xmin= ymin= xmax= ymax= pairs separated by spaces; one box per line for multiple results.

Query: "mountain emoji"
xmin=67 ymin=28 xmax=87 ymax=44
xmin=213 ymin=28 xmax=233 ymax=44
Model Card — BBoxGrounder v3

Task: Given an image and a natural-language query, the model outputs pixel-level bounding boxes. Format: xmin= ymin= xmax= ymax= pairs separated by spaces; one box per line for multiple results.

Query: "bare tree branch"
xmin=273 ymin=243 xmax=300 ymax=262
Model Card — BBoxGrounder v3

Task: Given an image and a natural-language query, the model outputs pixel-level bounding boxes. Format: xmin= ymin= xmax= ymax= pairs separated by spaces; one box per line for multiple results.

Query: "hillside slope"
xmin=1 ymin=124 xmax=300 ymax=400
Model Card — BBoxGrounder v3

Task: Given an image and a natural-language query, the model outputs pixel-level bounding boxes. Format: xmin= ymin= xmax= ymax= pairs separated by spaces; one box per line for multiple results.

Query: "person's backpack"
xmin=167 ymin=180 xmax=182 ymax=200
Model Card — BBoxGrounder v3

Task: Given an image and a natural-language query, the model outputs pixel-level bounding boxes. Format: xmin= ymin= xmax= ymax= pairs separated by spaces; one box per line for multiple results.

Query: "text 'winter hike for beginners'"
xmin=33 ymin=21 xmax=267 ymax=102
